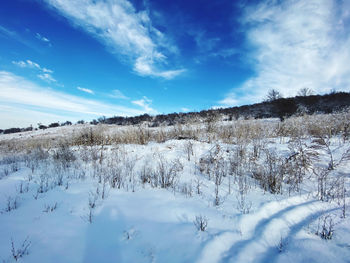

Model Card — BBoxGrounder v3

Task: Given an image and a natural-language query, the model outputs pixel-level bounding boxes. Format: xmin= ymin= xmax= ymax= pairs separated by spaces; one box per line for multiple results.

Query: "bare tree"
xmin=297 ymin=87 xmax=314 ymax=96
xmin=265 ymin=89 xmax=283 ymax=102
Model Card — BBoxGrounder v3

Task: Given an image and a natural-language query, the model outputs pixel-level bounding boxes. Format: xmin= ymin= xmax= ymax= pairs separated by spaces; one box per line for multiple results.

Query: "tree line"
xmin=1 ymin=91 xmax=350 ymax=135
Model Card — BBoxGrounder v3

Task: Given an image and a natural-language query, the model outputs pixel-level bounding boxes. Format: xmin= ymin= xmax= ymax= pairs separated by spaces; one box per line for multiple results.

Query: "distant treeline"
xmin=1 ymin=92 xmax=350 ymax=135
xmin=0 ymin=121 xmax=73 ymax=135
xmin=96 ymin=91 xmax=350 ymax=125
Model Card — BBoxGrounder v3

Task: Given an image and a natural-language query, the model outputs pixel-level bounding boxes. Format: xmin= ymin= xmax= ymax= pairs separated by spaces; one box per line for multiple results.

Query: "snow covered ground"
xmin=0 ymin=118 xmax=349 ymax=262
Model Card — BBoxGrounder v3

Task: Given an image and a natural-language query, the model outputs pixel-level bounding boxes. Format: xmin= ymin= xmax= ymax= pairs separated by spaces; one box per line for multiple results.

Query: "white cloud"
xmin=134 ymin=56 xmax=186 ymax=79
xmin=12 ymin=60 xmax=56 ymax=82
xmin=131 ymin=96 xmax=157 ymax=114
xmin=109 ymin=89 xmax=128 ymax=100
xmin=0 ymin=71 xmax=153 ymax=128
xmin=44 ymin=0 xmax=184 ymax=79
xmin=38 ymin=73 xmax=57 ymax=83
xmin=13 ymin=60 xmax=38 ymax=70
xmin=220 ymin=0 xmax=350 ymax=106
xmin=36 ymin=33 xmax=50 ymax=43
xmin=77 ymin=86 xmax=94 ymax=94
xmin=211 ymin=48 xmax=238 ymax=59
xmin=12 ymin=61 xmax=27 ymax=68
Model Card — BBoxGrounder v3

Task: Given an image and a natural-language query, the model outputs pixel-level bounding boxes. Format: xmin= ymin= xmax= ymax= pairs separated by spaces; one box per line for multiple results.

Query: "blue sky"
xmin=0 ymin=0 xmax=350 ymax=128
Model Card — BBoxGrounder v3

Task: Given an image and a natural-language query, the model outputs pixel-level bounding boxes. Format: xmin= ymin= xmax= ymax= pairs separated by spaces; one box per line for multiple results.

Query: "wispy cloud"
xmin=77 ymin=86 xmax=94 ymax=94
xmin=36 ymin=33 xmax=50 ymax=43
xmin=0 ymin=25 xmax=17 ymax=38
xmin=109 ymin=89 xmax=128 ymax=100
xmin=0 ymin=25 xmax=33 ymax=49
xmin=44 ymin=0 xmax=184 ymax=79
xmin=191 ymin=30 xmax=220 ymax=53
xmin=134 ymin=56 xmax=186 ymax=79
xmin=12 ymin=60 xmax=52 ymax=73
xmin=132 ymin=96 xmax=157 ymax=114
xmin=220 ymin=0 xmax=350 ymax=106
xmin=12 ymin=59 xmax=56 ymax=83
xmin=0 ymin=71 xmax=154 ymax=128
xmin=37 ymin=73 xmax=56 ymax=83
xmin=35 ymin=32 xmax=52 ymax=47
xmin=210 ymin=48 xmax=238 ymax=59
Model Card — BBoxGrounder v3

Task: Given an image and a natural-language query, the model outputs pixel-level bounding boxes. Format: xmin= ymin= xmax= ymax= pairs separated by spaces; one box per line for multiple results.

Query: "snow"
xmin=0 ymin=119 xmax=349 ymax=262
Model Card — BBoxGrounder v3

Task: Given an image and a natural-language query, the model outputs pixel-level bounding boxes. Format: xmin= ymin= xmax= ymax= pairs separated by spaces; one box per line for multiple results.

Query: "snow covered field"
xmin=0 ymin=114 xmax=349 ymax=263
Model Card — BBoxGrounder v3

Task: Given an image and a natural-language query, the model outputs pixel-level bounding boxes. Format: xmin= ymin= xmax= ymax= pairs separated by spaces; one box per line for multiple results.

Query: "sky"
xmin=0 ymin=0 xmax=350 ymax=129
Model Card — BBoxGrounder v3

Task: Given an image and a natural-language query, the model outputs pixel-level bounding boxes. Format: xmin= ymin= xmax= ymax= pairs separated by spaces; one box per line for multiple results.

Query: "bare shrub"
xmin=85 ymin=190 xmax=100 ymax=224
xmin=229 ymin=144 xmax=247 ymax=182
xmin=124 ymin=157 xmax=137 ymax=191
xmin=199 ymin=145 xmax=222 ymax=181
xmin=52 ymin=142 xmax=76 ymax=167
xmin=110 ymin=126 xmax=153 ymax=145
xmin=79 ymin=145 xmax=92 ymax=163
xmin=0 ymin=167 xmax=9 ymax=179
xmin=194 ymin=215 xmax=208 ymax=231
xmin=17 ymin=181 xmax=29 ymax=194
xmin=37 ymin=174 xmax=49 ymax=194
xmin=341 ymin=177 xmax=347 ymax=218
xmin=140 ymin=163 xmax=153 ymax=186
xmin=180 ymin=182 xmax=193 ymax=198
xmin=205 ymin=112 xmax=220 ymax=134
xmin=43 ymin=202 xmax=58 ymax=213
xmin=5 ymin=196 xmax=19 ymax=212
xmin=73 ymin=127 xmax=106 ymax=146
xmin=236 ymin=175 xmax=252 ymax=214
xmin=88 ymin=190 xmax=99 ymax=209
xmin=311 ymin=135 xmax=335 ymax=170
xmin=276 ymin=236 xmax=287 ymax=253
xmin=29 ymin=146 xmax=49 ymax=165
xmin=32 ymin=191 xmax=39 ymax=200
xmin=109 ymin=164 xmax=125 ymax=189
xmin=194 ymin=177 xmax=203 ymax=195
xmin=10 ymin=162 xmax=19 ymax=173
xmin=213 ymin=159 xmax=225 ymax=206
xmin=184 ymin=141 xmax=194 ymax=161
xmin=310 ymin=139 xmax=350 ymax=201
xmin=11 ymin=237 xmax=31 ymax=261
xmin=316 ymin=215 xmax=335 ymax=240
xmin=313 ymin=167 xmax=347 ymax=202
xmin=252 ymin=149 xmax=285 ymax=194
xmin=251 ymin=137 xmax=267 ymax=160
xmin=228 ymin=144 xmax=252 ymax=213
xmin=199 ymin=145 xmax=226 ymax=205
xmin=154 ymin=157 xmax=182 ymax=189
xmin=285 ymin=138 xmax=318 ymax=193
xmin=123 ymin=228 xmax=138 ymax=241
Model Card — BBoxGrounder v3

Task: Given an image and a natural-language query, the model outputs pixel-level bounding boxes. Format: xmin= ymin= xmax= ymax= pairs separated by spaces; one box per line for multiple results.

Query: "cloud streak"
xmin=44 ymin=0 xmax=184 ymax=79
xmin=77 ymin=86 xmax=94 ymax=94
xmin=0 ymin=71 xmax=155 ymax=128
xmin=12 ymin=59 xmax=57 ymax=83
xmin=12 ymin=60 xmax=52 ymax=73
xmin=36 ymin=33 xmax=50 ymax=43
xmin=220 ymin=0 xmax=350 ymax=106
xmin=109 ymin=89 xmax=128 ymax=100
xmin=132 ymin=96 xmax=157 ymax=114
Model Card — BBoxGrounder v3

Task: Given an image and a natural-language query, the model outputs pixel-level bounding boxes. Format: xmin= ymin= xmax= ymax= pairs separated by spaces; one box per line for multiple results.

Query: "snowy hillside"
xmin=0 ymin=112 xmax=349 ymax=263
